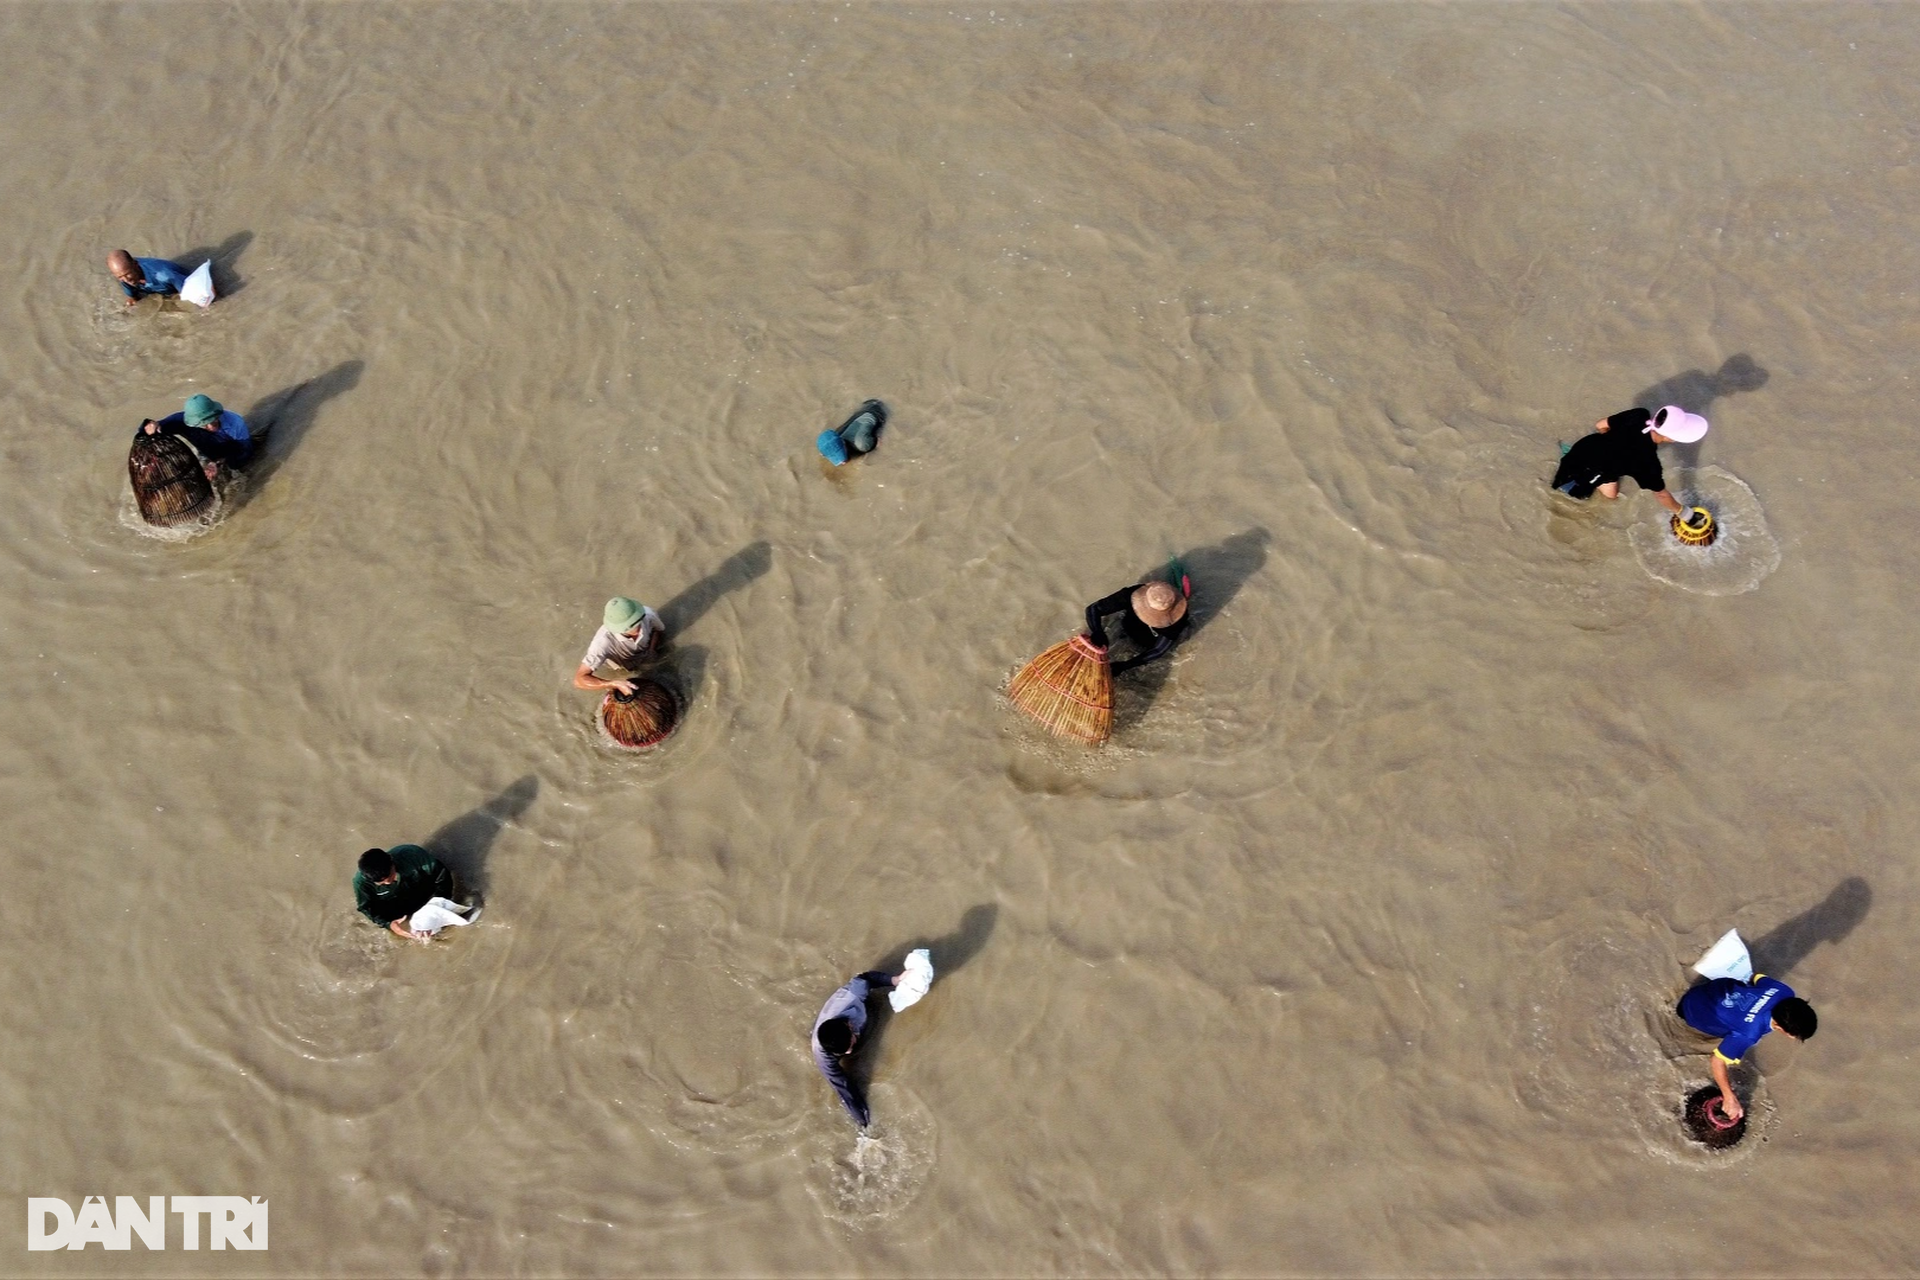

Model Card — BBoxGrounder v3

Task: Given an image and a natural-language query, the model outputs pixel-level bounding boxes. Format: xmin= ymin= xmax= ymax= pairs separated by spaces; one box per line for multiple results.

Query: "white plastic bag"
xmin=179 ymin=260 xmax=215 ymax=308
xmin=1692 ymin=928 xmax=1754 ymax=983
xmin=408 ymin=897 xmax=475 ymax=936
xmin=889 ymin=948 xmax=934 ymax=1011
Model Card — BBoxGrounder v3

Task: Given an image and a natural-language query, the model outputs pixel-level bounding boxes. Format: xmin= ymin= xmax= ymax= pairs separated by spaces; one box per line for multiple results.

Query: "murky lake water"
xmin=4 ymin=3 xmax=1918 ymax=1273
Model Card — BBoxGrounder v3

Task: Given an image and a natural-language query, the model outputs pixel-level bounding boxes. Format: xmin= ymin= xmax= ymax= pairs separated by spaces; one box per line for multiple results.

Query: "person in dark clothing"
xmin=1551 ymin=404 xmax=1708 ymax=513
xmin=811 ymin=969 xmax=905 ymax=1127
xmin=1084 ymin=579 xmax=1190 ymax=674
xmin=137 ymin=394 xmax=253 ymax=480
xmin=353 ymin=845 xmax=457 ymax=941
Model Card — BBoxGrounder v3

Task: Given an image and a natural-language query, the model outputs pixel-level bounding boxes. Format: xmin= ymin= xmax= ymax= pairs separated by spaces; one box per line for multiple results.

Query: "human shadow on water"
xmin=644 ymin=642 xmax=706 ymax=715
xmin=657 ymin=541 xmax=772 ymax=635
xmin=844 ymin=904 xmax=1000 ymax=1105
xmin=1113 ymin=527 xmax=1273 ymax=733
xmin=169 ymin=230 xmax=255 ymax=298
xmin=1633 ymin=354 xmax=1770 ymax=478
xmin=1748 ymin=877 xmax=1871 ymax=978
xmin=424 ymin=775 xmax=539 ymax=902
xmin=241 ymin=359 xmax=364 ymax=487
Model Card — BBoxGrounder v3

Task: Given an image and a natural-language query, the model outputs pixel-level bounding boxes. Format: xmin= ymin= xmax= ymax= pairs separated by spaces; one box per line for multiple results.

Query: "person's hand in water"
xmin=1710 ymin=1053 xmax=1743 ymax=1122
xmin=612 ymin=678 xmax=636 ymax=695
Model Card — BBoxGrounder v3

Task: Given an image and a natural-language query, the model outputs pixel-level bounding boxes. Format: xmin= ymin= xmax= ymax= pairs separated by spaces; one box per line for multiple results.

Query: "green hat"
xmin=184 ymin=394 xmax=223 ymax=427
xmin=604 ymin=596 xmax=647 ymax=632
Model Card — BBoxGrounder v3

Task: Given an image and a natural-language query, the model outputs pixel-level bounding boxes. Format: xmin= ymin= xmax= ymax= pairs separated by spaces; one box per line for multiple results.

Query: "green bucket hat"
xmin=604 ymin=596 xmax=647 ymax=633
xmin=184 ymin=394 xmax=223 ymax=427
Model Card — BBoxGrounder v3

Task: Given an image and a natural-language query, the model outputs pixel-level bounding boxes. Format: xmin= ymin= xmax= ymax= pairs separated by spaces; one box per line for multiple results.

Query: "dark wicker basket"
xmin=600 ymin=679 xmax=680 ymax=750
xmin=128 ymin=432 xmax=213 ymax=527
xmin=1681 ymin=1084 xmax=1747 ymax=1149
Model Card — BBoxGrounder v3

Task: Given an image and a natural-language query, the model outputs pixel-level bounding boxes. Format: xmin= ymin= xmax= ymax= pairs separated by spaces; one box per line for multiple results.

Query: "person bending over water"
xmin=1552 ymin=404 xmax=1708 ymax=514
xmin=107 ymin=249 xmax=188 ymax=305
xmin=138 ymin=394 xmax=252 ymax=480
xmin=354 ymin=845 xmax=457 ymax=941
xmin=1084 ymin=579 xmax=1189 ymax=674
xmin=572 ymin=596 xmax=666 ymax=695
xmin=1675 ymin=974 xmax=1816 ymax=1122
xmin=812 ymin=968 xmax=910 ymax=1127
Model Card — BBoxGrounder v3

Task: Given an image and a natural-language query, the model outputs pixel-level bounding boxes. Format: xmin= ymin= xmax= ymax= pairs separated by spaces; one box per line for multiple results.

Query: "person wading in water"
xmin=1083 ymin=578 xmax=1190 ymax=674
xmin=1551 ymin=404 xmax=1708 ymax=513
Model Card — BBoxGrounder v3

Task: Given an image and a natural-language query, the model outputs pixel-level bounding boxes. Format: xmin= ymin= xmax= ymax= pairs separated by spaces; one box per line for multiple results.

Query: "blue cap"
xmin=816 ymin=429 xmax=849 ymax=466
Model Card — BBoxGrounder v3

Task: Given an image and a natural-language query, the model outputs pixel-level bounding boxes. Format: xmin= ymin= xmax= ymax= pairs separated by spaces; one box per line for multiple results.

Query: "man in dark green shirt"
xmin=354 ymin=845 xmax=456 ymax=940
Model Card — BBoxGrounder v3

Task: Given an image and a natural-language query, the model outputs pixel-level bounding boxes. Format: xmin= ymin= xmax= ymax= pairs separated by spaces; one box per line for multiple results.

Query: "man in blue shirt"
xmin=1676 ymin=976 xmax=1818 ymax=1122
xmin=107 ymin=250 xmax=189 ymax=305
xmin=138 ymin=394 xmax=253 ymax=479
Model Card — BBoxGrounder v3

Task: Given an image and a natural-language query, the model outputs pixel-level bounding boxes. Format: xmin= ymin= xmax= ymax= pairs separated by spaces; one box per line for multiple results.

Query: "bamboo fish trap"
xmin=128 ymin=432 xmax=213 ymax=527
xmin=1007 ymin=633 xmax=1113 ymax=745
xmin=1681 ymin=1084 xmax=1746 ymax=1150
xmin=1671 ymin=506 xmax=1718 ymax=547
xmin=599 ymin=678 xmax=680 ymax=750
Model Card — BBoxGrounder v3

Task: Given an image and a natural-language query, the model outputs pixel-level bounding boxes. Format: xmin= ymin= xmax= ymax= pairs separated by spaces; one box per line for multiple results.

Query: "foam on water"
xmin=1629 ymin=467 xmax=1781 ymax=596
xmin=805 ymin=1084 xmax=938 ymax=1227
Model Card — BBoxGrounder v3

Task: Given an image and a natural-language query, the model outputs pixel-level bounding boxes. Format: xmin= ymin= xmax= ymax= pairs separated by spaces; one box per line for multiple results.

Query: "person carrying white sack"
xmin=353 ymin=845 xmax=478 ymax=942
xmin=810 ymin=949 xmax=935 ymax=1127
xmin=1676 ymin=929 xmax=1819 ymax=1123
xmin=107 ymin=249 xmax=214 ymax=307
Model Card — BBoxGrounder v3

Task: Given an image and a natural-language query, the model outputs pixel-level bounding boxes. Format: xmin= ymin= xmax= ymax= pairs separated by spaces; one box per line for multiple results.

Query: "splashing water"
xmin=1629 ymin=467 xmax=1781 ymax=596
xmin=806 ymin=1084 xmax=937 ymax=1227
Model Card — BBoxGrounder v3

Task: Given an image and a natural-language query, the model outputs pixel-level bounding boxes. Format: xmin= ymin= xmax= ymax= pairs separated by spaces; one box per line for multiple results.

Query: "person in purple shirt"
xmin=1676 ymin=975 xmax=1817 ymax=1122
xmin=137 ymin=394 xmax=253 ymax=480
xmin=811 ymin=968 xmax=907 ymax=1127
xmin=107 ymin=250 xmax=189 ymax=305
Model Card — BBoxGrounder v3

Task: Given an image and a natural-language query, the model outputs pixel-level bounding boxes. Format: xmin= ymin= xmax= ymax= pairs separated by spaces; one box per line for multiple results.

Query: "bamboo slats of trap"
xmin=599 ymin=678 xmax=680 ymax=750
xmin=1681 ymin=1085 xmax=1746 ymax=1150
xmin=1006 ymin=633 xmax=1113 ymax=745
xmin=128 ymin=432 xmax=213 ymax=527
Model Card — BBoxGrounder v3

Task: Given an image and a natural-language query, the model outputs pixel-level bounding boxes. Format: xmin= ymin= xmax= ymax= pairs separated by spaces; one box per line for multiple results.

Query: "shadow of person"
xmin=657 ymin=541 xmax=772 ymax=635
xmin=241 ymin=359 xmax=364 ymax=487
xmin=845 ymin=904 xmax=1000 ymax=1104
xmin=424 ymin=775 xmax=539 ymax=903
xmin=651 ymin=642 xmax=706 ymax=714
xmin=1749 ymin=877 xmax=1871 ymax=978
xmin=1114 ymin=527 xmax=1273 ymax=732
xmin=170 ymin=230 xmax=255 ymax=298
xmin=1634 ymin=354 xmax=1770 ymax=475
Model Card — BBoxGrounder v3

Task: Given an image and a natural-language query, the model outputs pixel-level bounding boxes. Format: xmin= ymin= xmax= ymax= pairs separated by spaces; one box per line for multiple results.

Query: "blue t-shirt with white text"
xmin=1678 ymin=976 xmax=1793 ymax=1062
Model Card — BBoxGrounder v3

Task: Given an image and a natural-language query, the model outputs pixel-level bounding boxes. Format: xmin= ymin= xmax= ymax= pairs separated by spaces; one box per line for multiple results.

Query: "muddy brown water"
xmin=4 ymin=3 xmax=1918 ymax=1274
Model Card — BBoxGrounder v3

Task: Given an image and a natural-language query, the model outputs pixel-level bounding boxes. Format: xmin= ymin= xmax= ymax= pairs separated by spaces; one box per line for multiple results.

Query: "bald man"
xmin=107 ymin=249 xmax=189 ymax=306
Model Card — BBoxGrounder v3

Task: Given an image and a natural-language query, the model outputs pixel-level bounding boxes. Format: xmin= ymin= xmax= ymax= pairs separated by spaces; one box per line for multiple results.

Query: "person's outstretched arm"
xmin=1710 ymin=1053 xmax=1743 ymax=1122
xmin=1083 ymin=587 xmax=1133 ymax=648
xmin=573 ymin=662 xmax=635 ymax=694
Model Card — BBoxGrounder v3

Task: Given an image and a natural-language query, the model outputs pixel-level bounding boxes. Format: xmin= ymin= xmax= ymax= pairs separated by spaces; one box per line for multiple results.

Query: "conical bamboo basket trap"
xmin=1671 ymin=506 xmax=1718 ymax=547
xmin=128 ymin=432 xmax=213 ymax=527
xmin=1006 ymin=633 xmax=1113 ymax=745
xmin=599 ymin=678 xmax=680 ymax=750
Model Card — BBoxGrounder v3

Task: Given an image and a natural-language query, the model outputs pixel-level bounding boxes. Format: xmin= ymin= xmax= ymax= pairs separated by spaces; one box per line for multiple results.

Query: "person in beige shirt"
xmin=572 ymin=596 xmax=665 ymax=695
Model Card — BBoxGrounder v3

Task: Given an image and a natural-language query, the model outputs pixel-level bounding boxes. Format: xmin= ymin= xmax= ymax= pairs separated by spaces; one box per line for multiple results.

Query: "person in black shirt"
xmin=1551 ymin=404 xmax=1709 ymax=513
xmin=1084 ymin=579 xmax=1190 ymax=674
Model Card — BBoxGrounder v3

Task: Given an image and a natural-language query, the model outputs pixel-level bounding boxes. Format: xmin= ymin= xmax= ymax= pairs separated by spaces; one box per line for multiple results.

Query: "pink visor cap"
xmin=1647 ymin=405 xmax=1709 ymax=443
